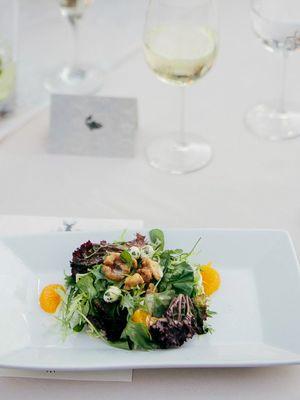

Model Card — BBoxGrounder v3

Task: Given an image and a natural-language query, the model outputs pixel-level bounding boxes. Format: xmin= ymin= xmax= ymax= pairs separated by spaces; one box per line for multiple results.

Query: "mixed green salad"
xmin=42 ymin=229 xmax=220 ymax=350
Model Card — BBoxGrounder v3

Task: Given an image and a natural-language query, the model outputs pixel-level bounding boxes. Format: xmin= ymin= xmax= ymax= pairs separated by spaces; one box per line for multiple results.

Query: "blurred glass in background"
xmin=44 ymin=0 xmax=103 ymax=94
xmin=0 ymin=0 xmax=18 ymax=116
xmin=246 ymin=0 xmax=300 ymax=141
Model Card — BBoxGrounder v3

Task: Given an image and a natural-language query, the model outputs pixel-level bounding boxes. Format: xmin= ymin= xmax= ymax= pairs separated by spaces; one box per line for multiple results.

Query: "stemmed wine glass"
xmin=245 ymin=0 xmax=300 ymax=141
xmin=143 ymin=0 xmax=218 ymax=174
xmin=45 ymin=0 xmax=102 ymax=94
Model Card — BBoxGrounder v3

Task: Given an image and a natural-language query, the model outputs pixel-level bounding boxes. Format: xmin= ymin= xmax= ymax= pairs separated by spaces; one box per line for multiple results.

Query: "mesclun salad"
xmin=39 ymin=229 xmax=221 ymax=350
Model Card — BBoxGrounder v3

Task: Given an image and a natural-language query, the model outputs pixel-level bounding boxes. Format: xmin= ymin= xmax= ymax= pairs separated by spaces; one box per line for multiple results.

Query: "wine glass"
xmin=245 ymin=0 xmax=300 ymax=141
xmin=143 ymin=0 xmax=218 ymax=174
xmin=0 ymin=0 xmax=17 ymax=116
xmin=44 ymin=0 xmax=103 ymax=95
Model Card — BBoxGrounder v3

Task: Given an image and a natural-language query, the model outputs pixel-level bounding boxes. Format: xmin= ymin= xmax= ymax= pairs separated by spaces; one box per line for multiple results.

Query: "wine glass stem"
xmin=179 ymin=86 xmax=187 ymax=146
xmin=278 ymin=50 xmax=288 ymax=114
xmin=68 ymin=15 xmax=80 ymax=72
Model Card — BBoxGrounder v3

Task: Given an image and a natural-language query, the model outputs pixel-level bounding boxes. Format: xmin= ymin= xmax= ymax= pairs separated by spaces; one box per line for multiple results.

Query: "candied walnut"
xmin=131 ymin=258 xmax=138 ymax=269
xmin=102 ymin=252 xmax=131 ymax=281
xmin=146 ymin=283 xmax=157 ymax=294
xmin=138 ymin=267 xmax=152 ymax=284
xmin=124 ymin=273 xmax=144 ymax=290
xmin=142 ymin=258 xmax=163 ymax=281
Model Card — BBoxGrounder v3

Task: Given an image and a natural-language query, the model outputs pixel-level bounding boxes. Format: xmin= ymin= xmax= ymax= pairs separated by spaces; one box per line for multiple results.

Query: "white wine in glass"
xmin=0 ymin=41 xmax=16 ymax=115
xmin=143 ymin=0 xmax=218 ymax=174
xmin=144 ymin=25 xmax=217 ymax=86
xmin=245 ymin=0 xmax=300 ymax=140
xmin=44 ymin=0 xmax=102 ymax=95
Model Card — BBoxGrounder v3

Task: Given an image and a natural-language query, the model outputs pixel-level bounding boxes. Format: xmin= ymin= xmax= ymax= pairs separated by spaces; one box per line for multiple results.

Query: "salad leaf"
xmin=76 ymin=274 xmax=97 ymax=300
xmin=73 ymin=322 xmax=85 ymax=332
xmin=206 ymin=309 xmax=217 ymax=318
xmin=59 ymin=290 xmax=90 ymax=333
xmin=145 ymin=290 xmax=175 ymax=317
xmin=158 ymin=249 xmax=187 ymax=269
xmin=120 ymin=292 xmax=135 ymax=315
xmin=159 ymin=261 xmax=194 ymax=296
xmin=120 ymin=250 xmax=133 ymax=267
xmin=65 ymin=274 xmax=76 ymax=288
xmin=90 ymin=264 xmax=105 ymax=280
xmin=120 ymin=291 xmax=144 ymax=316
xmin=88 ymin=300 xmax=128 ymax=342
xmin=108 ymin=339 xmax=130 ymax=350
xmin=159 ymin=250 xmax=172 ymax=269
xmin=124 ymin=320 xmax=156 ymax=350
xmin=94 ymin=279 xmax=107 ymax=293
xmin=149 ymin=229 xmax=165 ymax=251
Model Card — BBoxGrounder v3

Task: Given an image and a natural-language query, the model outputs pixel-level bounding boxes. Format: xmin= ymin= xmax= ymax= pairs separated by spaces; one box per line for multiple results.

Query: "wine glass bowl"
xmin=251 ymin=0 xmax=300 ymax=53
xmin=144 ymin=25 xmax=217 ymax=86
xmin=0 ymin=40 xmax=16 ymax=114
xmin=245 ymin=0 xmax=300 ymax=141
xmin=59 ymin=0 xmax=92 ymax=19
xmin=143 ymin=0 xmax=218 ymax=174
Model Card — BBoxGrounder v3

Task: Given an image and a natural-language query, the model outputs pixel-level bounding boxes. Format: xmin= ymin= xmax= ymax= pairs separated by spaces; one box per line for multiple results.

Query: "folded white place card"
xmin=48 ymin=95 xmax=137 ymax=158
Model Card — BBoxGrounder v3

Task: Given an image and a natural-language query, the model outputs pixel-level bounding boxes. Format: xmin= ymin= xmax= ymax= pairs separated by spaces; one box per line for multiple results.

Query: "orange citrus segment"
xmin=200 ymin=263 xmax=221 ymax=296
xmin=39 ymin=284 xmax=65 ymax=314
xmin=131 ymin=309 xmax=151 ymax=325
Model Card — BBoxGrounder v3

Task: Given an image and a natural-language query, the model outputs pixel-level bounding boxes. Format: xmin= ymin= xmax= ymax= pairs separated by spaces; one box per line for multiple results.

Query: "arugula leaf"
xmin=120 ymin=250 xmax=133 ymax=267
xmin=159 ymin=261 xmax=194 ymax=296
xmin=145 ymin=290 xmax=175 ymax=317
xmin=149 ymin=229 xmax=165 ymax=251
xmin=124 ymin=320 xmax=156 ymax=350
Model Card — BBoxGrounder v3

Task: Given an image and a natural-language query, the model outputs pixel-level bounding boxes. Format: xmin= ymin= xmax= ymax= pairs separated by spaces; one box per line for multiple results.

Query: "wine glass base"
xmin=245 ymin=103 xmax=300 ymax=141
xmin=146 ymin=134 xmax=212 ymax=174
xmin=44 ymin=66 xmax=104 ymax=95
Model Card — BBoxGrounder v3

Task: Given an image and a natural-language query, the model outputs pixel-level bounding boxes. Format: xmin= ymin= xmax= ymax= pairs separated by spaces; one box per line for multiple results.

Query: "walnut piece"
xmin=142 ymin=258 xmax=163 ymax=281
xmin=124 ymin=273 xmax=144 ymax=290
xmin=146 ymin=283 xmax=157 ymax=294
xmin=137 ymin=267 xmax=152 ymax=283
xmin=102 ymin=252 xmax=131 ymax=281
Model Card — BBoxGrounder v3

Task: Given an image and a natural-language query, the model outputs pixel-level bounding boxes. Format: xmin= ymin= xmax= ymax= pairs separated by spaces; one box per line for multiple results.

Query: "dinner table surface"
xmin=1 ymin=0 xmax=300 ymax=398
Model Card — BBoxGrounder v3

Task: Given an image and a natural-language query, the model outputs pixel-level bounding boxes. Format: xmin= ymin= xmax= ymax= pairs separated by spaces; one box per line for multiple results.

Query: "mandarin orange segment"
xmin=39 ymin=284 xmax=65 ymax=314
xmin=200 ymin=263 xmax=221 ymax=296
xmin=131 ymin=309 xmax=151 ymax=325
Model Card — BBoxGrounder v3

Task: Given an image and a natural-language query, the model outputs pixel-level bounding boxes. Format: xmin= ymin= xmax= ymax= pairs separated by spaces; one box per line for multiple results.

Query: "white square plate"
xmin=0 ymin=229 xmax=300 ymax=370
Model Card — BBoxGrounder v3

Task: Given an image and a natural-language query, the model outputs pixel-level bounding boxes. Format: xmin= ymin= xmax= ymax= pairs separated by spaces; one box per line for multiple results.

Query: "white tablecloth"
xmin=1 ymin=0 xmax=300 ymax=398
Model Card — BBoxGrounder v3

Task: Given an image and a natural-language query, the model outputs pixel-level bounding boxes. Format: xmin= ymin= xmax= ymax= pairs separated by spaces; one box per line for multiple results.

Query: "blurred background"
xmin=0 ymin=0 xmax=300 ymax=231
